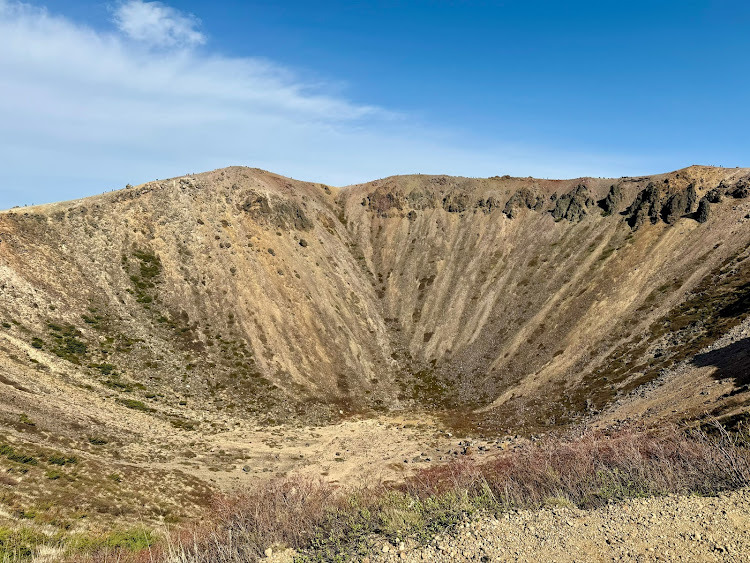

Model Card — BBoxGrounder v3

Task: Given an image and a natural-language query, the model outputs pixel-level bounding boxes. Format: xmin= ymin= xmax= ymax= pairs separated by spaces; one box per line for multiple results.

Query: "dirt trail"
xmin=365 ymin=488 xmax=750 ymax=562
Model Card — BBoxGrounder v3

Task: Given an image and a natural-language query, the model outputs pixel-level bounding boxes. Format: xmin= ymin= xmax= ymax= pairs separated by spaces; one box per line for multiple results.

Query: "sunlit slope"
xmin=1 ymin=165 xmax=749 ymax=431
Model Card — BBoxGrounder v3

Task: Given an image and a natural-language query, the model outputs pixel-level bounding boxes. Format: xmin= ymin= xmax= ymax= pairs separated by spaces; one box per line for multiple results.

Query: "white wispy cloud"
xmin=113 ymin=0 xmax=205 ymax=48
xmin=0 ymin=0 xmax=648 ymax=208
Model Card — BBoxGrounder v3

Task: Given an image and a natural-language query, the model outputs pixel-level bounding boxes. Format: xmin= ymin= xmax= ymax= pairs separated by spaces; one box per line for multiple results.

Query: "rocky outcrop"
xmin=361 ymin=190 xmax=407 ymax=217
xmin=503 ymin=188 xmax=545 ymax=219
xmin=598 ymin=184 xmax=623 ymax=216
xmin=406 ymin=191 xmax=438 ymax=210
xmin=624 ymin=182 xmax=697 ymax=229
xmin=442 ymin=192 xmax=471 ymax=213
xmin=705 ymin=188 xmax=724 ymax=204
xmin=475 ymin=197 xmax=501 ymax=214
xmin=550 ymin=184 xmax=595 ymax=222
xmin=696 ymin=198 xmax=711 ymax=223
xmin=240 ymin=193 xmax=313 ymax=231
xmin=661 ymin=184 xmax=697 ymax=224
xmin=623 ymin=183 xmax=666 ymax=229
xmin=730 ymin=179 xmax=750 ymax=199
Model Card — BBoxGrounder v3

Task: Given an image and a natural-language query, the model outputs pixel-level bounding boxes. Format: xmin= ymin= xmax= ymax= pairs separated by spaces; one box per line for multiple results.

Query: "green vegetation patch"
xmin=47 ymin=324 xmax=87 ymax=364
xmin=66 ymin=527 xmax=156 ymax=554
xmin=18 ymin=414 xmax=35 ymax=427
xmin=92 ymin=363 xmax=116 ymax=375
xmin=124 ymin=248 xmax=163 ymax=306
xmin=0 ymin=527 xmax=47 ymax=561
xmin=0 ymin=444 xmax=38 ymax=465
xmin=47 ymin=454 xmax=77 ymax=466
xmin=117 ymin=399 xmax=154 ymax=412
xmin=169 ymin=417 xmax=197 ymax=431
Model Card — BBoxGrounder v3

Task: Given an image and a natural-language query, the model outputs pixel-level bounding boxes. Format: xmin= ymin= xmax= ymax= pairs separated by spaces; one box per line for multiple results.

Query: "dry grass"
xmin=68 ymin=421 xmax=750 ymax=563
xmin=406 ymin=421 xmax=750 ymax=509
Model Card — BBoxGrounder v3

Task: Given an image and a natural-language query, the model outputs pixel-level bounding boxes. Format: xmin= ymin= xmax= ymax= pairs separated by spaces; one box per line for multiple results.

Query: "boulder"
xmin=696 ymin=198 xmax=711 ymax=223
xmin=705 ymin=188 xmax=723 ymax=204
xmin=661 ymin=184 xmax=697 ymax=224
xmin=730 ymin=180 xmax=749 ymax=199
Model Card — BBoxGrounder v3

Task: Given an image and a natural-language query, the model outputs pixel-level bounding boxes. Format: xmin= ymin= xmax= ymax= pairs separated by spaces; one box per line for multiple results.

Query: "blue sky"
xmin=1 ymin=0 xmax=749 ymax=208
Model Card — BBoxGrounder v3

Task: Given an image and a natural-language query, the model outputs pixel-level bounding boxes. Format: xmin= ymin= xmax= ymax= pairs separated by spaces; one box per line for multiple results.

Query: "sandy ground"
xmin=151 ymin=414 xmax=519 ymax=489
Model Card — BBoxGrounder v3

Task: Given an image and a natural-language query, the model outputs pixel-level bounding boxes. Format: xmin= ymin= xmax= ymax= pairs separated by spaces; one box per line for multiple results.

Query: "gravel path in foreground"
xmin=369 ymin=488 xmax=750 ymax=562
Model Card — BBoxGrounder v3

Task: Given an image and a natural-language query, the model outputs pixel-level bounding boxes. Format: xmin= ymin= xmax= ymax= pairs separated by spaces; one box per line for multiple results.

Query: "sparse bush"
xmin=406 ymin=423 xmax=750 ymax=509
xmin=0 ymin=445 xmax=37 ymax=466
xmin=48 ymin=454 xmax=77 ymax=466
xmin=0 ymin=527 xmax=46 ymax=561
xmin=93 ymin=363 xmax=116 ymax=375
xmin=18 ymin=414 xmax=35 ymax=427
xmin=117 ymin=399 xmax=153 ymax=412
xmin=65 ymin=527 xmax=155 ymax=556
xmin=48 ymin=324 xmax=87 ymax=364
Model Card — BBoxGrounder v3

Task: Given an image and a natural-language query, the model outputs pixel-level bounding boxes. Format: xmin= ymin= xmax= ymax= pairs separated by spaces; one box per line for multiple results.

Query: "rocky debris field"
xmin=367 ymin=488 xmax=750 ymax=562
xmin=597 ymin=315 xmax=750 ymax=428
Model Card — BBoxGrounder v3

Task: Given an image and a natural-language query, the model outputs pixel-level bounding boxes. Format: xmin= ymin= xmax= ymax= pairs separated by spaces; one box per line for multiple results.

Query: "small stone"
xmin=264 ymin=547 xmax=273 ymax=557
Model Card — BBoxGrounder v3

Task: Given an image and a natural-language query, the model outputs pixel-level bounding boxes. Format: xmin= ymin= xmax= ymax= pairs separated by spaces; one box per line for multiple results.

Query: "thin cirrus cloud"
xmin=112 ymin=0 xmax=206 ymax=48
xmin=0 ymin=0 xmax=645 ymax=208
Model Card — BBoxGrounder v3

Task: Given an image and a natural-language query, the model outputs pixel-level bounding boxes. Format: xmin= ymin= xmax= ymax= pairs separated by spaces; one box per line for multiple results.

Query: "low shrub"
xmin=0 ymin=445 xmax=37 ymax=466
xmin=117 ymin=399 xmax=153 ymax=412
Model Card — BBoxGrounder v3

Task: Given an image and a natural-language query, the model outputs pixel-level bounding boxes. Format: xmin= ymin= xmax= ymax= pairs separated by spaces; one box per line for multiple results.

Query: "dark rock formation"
xmin=475 ymin=197 xmax=501 ymax=214
xmin=598 ymin=184 xmax=623 ymax=216
xmin=661 ymin=184 xmax=697 ymax=224
xmin=551 ymin=185 xmax=595 ymax=222
xmin=361 ymin=191 xmax=407 ymax=217
xmin=442 ymin=192 xmax=470 ymax=213
xmin=706 ymin=188 xmax=724 ymax=204
xmin=407 ymin=191 xmax=438 ymax=210
xmin=730 ymin=180 xmax=750 ymax=199
xmin=696 ymin=198 xmax=711 ymax=223
xmin=623 ymin=183 xmax=666 ymax=229
xmin=503 ymin=188 xmax=545 ymax=219
xmin=624 ymin=182 xmax=704 ymax=229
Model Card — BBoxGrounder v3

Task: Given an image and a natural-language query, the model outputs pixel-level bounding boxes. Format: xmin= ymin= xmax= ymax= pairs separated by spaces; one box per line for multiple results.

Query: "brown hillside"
xmin=2 ymin=166 xmax=750 ymax=426
xmin=1 ymin=165 xmax=750 ymax=532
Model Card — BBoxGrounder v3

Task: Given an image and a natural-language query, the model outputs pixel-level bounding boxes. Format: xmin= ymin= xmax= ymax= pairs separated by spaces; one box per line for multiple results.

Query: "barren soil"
xmin=366 ymin=488 xmax=750 ymax=562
